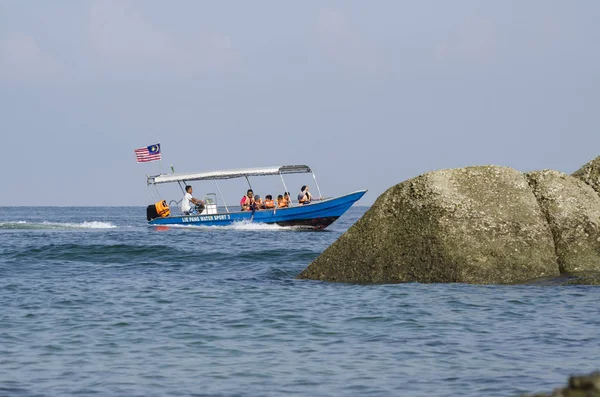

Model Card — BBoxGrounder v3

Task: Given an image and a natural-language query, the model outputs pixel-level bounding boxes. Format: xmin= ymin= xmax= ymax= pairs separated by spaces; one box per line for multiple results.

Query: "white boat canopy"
xmin=147 ymin=165 xmax=313 ymax=185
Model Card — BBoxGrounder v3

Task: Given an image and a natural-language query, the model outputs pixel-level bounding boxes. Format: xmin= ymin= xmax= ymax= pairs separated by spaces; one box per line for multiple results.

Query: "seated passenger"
xmin=277 ymin=194 xmax=288 ymax=208
xmin=254 ymin=195 xmax=264 ymax=210
xmin=298 ymin=185 xmax=312 ymax=205
xmin=283 ymin=191 xmax=292 ymax=207
xmin=264 ymin=195 xmax=275 ymax=209
xmin=240 ymin=189 xmax=255 ymax=211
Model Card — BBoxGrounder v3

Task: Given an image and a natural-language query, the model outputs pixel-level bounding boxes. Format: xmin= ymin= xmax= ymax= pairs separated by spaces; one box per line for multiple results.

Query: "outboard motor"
xmin=146 ymin=204 xmax=159 ymax=221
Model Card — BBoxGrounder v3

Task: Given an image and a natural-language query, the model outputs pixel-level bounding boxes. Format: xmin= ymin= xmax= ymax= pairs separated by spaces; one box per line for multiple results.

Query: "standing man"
xmin=182 ymin=185 xmax=205 ymax=215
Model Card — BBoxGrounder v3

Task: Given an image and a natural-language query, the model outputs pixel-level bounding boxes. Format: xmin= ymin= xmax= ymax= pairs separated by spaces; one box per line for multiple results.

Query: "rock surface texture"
xmin=527 ymin=170 xmax=600 ymax=273
xmin=297 ymin=166 xmax=559 ymax=284
xmin=297 ymin=158 xmax=600 ymax=284
xmin=572 ymin=156 xmax=600 ymax=195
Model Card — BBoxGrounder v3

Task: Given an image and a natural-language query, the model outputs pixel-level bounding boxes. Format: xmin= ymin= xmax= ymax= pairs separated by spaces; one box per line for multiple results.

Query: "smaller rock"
xmin=522 ymin=371 xmax=600 ymax=396
xmin=521 ymin=372 xmax=600 ymax=397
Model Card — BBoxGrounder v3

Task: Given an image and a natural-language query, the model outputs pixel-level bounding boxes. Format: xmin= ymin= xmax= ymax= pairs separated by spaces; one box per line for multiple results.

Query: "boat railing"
xmin=204 ymin=193 xmax=218 ymax=214
xmin=166 ymin=195 xmax=338 ymax=217
xmin=168 ymin=197 xmax=333 ymax=216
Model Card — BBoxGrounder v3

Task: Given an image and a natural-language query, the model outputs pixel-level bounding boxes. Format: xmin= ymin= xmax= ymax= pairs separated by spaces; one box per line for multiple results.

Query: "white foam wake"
xmin=159 ymin=220 xmax=289 ymax=231
xmin=0 ymin=221 xmax=117 ymax=229
xmin=72 ymin=221 xmax=117 ymax=229
xmin=229 ymin=220 xmax=287 ymax=231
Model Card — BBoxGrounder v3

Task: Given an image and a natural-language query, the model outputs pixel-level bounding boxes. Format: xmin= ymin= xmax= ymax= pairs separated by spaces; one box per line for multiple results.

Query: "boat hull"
xmin=148 ymin=190 xmax=366 ymax=230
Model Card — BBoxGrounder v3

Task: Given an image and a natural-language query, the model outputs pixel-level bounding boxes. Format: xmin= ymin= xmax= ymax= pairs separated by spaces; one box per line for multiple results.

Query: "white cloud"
xmin=436 ymin=16 xmax=497 ymax=63
xmin=316 ymin=8 xmax=383 ymax=74
xmin=0 ymin=33 xmax=61 ymax=81
xmin=88 ymin=0 xmax=236 ymax=76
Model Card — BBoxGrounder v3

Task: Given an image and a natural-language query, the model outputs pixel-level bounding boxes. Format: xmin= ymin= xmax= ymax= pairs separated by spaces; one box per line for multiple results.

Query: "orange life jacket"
xmin=155 ymin=200 xmax=170 ymax=217
xmin=277 ymin=198 xmax=288 ymax=208
xmin=264 ymin=199 xmax=275 ymax=209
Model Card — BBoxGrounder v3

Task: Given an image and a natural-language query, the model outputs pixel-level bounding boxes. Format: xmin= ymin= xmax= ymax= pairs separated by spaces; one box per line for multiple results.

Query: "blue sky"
xmin=1 ymin=1 xmax=598 ymax=206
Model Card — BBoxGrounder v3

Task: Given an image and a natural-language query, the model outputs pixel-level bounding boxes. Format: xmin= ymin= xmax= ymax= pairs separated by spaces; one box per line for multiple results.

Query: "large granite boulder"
xmin=297 ymin=166 xmax=559 ymax=284
xmin=572 ymin=156 xmax=600 ymax=194
xmin=527 ymin=170 xmax=600 ymax=273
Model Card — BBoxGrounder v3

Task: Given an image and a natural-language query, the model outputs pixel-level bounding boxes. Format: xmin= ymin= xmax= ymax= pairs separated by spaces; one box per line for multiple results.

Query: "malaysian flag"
xmin=134 ymin=144 xmax=161 ymax=163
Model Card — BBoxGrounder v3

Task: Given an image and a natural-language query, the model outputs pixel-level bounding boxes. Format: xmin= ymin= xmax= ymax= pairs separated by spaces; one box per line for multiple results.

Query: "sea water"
xmin=0 ymin=206 xmax=598 ymax=397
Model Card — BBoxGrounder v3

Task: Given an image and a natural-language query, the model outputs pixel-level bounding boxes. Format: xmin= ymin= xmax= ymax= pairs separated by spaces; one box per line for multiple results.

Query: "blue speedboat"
xmin=145 ymin=165 xmax=366 ymax=230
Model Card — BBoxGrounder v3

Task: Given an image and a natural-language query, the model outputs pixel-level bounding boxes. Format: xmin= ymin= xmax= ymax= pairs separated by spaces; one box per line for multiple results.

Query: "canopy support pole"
xmin=279 ymin=173 xmax=292 ymax=206
xmin=213 ymin=179 xmax=229 ymax=213
xmin=312 ymin=172 xmax=323 ymax=200
xmin=245 ymin=176 xmax=253 ymax=191
xmin=178 ymin=181 xmax=186 ymax=194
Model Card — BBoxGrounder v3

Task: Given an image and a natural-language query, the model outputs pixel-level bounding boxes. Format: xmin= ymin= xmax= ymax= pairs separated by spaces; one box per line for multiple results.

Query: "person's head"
xmin=277 ymin=194 xmax=283 ymax=200
xmin=301 ymin=185 xmax=308 ymax=192
xmin=255 ymin=195 xmax=261 ymax=201
xmin=266 ymin=195 xmax=272 ymax=200
xmin=284 ymin=191 xmax=290 ymax=197
xmin=247 ymin=189 xmax=253 ymax=197
xmin=185 ymin=185 xmax=192 ymax=193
